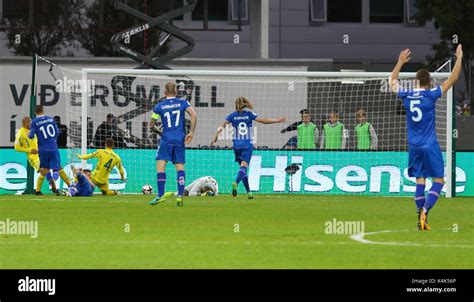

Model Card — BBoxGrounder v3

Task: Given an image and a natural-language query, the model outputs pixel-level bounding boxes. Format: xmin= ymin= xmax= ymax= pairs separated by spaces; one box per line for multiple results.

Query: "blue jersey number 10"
xmin=39 ymin=124 xmax=56 ymax=139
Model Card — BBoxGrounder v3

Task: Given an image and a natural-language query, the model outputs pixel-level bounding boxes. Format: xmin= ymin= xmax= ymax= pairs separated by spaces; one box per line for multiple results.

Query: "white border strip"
xmin=82 ymin=68 xmax=451 ymax=79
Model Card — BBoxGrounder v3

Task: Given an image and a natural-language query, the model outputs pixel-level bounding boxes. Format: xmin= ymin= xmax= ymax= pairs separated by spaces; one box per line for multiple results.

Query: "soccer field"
xmin=0 ymin=194 xmax=473 ymax=269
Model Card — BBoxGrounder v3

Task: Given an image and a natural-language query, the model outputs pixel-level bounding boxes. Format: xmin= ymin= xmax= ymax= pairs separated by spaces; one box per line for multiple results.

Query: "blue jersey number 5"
xmin=410 ymin=100 xmax=422 ymax=122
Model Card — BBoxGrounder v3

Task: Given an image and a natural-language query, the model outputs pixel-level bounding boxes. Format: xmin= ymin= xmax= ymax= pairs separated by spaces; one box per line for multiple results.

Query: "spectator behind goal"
xmin=355 ymin=109 xmax=378 ymax=150
xmin=297 ymin=111 xmax=319 ymax=149
xmin=320 ymin=112 xmax=347 ymax=150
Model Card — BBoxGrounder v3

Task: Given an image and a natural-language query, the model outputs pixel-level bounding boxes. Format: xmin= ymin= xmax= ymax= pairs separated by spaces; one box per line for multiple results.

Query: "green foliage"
xmin=415 ymin=0 xmax=473 ymax=95
xmin=4 ymin=0 xmax=80 ymax=56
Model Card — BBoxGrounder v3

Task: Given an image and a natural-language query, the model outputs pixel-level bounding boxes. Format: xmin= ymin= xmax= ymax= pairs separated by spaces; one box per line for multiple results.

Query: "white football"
xmin=141 ymin=184 xmax=153 ymax=195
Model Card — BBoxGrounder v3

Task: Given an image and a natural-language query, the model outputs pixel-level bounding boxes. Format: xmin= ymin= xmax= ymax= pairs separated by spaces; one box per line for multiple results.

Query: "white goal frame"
xmin=80 ymin=69 xmax=454 ymax=197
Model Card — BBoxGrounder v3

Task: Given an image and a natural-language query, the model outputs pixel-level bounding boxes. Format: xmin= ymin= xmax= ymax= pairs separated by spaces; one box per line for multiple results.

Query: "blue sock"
xmin=157 ymin=172 xmax=166 ymax=197
xmin=236 ymin=166 xmax=247 ymax=185
xmin=414 ymin=184 xmax=426 ymax=210
xmin=52 ymin=170 xmax=59 ymax=181
xmin=45 ymin=172 xmax=53 ymax=182
xmin=424 ymin=182 xmax=443 ymax=213
xmin=177 ymin=170 xmax=185 ymax=197
xmin=242 ymin=175 xmax=250 ymax=193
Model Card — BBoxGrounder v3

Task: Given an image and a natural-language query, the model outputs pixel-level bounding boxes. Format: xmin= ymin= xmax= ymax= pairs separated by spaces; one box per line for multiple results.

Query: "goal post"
xmin=63 ymin=68 xmax=453 ymax=197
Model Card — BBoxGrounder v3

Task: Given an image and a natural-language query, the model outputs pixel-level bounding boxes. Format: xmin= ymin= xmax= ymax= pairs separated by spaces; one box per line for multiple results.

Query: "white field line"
xmin=349 ymin=228 xmax=474 ymax=249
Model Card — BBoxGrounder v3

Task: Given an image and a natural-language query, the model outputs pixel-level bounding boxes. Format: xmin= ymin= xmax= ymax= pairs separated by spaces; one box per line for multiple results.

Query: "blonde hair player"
xmin=211 ymin=96 xmax=286 ymax=199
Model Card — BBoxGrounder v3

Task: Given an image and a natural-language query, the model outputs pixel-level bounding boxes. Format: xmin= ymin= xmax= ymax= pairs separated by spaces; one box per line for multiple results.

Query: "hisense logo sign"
xmin=248 ymin=155 xmax=467 ymax=194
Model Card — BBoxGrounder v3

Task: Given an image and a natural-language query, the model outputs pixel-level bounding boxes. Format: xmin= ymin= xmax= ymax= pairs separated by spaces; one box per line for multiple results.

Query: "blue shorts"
xmin=234 ymin=146 xmax=253 ymax=164
xmin=39 ymin=149 xmax=61 ymax=170
xmin=156 ymin=143 xmax=185 ymax=164
xmin=408 ymin=144 xmax=444 ymax=178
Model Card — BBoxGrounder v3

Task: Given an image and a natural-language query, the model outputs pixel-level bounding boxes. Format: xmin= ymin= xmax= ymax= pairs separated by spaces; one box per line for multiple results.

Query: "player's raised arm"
xmin=210 ymin=120 xmax=230 ymax=146
xmin=441 ymin=44 xmax=463 ymax=95
xmin=255 ymin=117 xmax=286 ymax=124
xmin=185 ymin=106 xmax=197 ymax=144
xmin=77 ymin=150 xmax=99 ymax=160
xmin=390 ymin=49 xmax=411 ymax=93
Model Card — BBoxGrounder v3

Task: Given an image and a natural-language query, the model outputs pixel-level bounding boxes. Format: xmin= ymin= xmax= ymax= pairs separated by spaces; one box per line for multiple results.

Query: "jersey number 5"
xmin=410 ymin=100 xmax=422 ymax=122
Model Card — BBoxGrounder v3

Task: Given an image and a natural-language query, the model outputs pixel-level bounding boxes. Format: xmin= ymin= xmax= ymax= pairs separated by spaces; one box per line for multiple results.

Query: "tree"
xmin=75 ymin=0 xmax=172 ymax=59
xmin=415 ymin=0 xmax=473 ymax=107
xmin=4 ymin=0 xmax=80 ymax=56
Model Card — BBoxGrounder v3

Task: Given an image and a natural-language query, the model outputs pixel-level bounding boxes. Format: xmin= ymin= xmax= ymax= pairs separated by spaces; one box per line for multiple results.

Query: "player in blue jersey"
xmin=390 ymin=45 xmax=463 ymax=230
xmin=210 ymin=97 xmax=286 ymax=199
xmin=148 ymin=82 xmax=197 ymax=207
xmin=60 ymin=166 xmax=94 ymax=197
xmin=28 ymin=105 xmax=71 ymax=195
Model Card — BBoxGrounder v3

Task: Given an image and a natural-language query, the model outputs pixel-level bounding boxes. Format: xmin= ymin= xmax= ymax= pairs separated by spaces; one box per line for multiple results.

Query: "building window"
xmin=230 ymin=0 xmax=248 ymax=22
xmin=370 ymin=0 xmax=404 ymax=23
xmin=327 ymin=0 xmax=362 ymax=23
xmin=310 ymin=0 xmax=327 ymax=22
xmin=405 ymin=0 xmax=418 ymax=23
xmin=192 ymin=0 xmax=228 ymax=21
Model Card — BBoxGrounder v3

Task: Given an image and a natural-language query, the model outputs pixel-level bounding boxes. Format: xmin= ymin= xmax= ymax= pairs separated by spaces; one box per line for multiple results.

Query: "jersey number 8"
xmin=238 ymin=122 xmax=248 ymax=136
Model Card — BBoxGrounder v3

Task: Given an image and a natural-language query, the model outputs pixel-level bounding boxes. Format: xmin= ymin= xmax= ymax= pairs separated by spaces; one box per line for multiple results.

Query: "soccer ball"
xmin=141 ymin=184 xmax=153 ymax=195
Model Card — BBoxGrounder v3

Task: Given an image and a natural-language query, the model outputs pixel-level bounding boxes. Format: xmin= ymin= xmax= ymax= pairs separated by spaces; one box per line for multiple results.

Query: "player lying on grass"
xmin=15 ymin=116 xmax=40 ymax=172
xmin=76 ymin=138 xmax=126 ymax=195
xmin=60 ymin=166 xmax=94 ymax=197
xmin=210 ymin=97 xmax=286 ymax=199
xmin=175 ymin=176 xmax=218 ymax=197
xmin=29 ymin=105 xmax=71 ymax=195
xmin=148 ymin=82 xmax=197 ymax=207
xmin=390 ymin=44 xmax=463 ymax=231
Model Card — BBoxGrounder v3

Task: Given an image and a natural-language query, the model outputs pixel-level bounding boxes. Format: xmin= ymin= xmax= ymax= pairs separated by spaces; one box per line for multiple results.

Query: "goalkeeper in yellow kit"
xmin=77 ymin=138 xmax=126 ymax=195
xmin=14 ymin=116 xmax=40 ymax=171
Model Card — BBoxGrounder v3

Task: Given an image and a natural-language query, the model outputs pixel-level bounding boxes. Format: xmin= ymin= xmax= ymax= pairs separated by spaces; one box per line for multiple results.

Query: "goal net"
xmin=59 ymin=69 xmax=452 ymax=197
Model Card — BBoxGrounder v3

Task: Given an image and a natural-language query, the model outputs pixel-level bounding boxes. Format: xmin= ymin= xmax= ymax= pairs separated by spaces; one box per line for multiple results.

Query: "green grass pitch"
xmin=0 ymin=194 xmax=473 ymax=269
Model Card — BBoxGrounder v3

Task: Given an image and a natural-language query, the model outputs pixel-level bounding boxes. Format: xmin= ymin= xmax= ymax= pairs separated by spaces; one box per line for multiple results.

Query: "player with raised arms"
xmin=76 ymin=137 xmax=126 ymax=195
xmin=390 ymin=44 xmax=463 ymax=230
xmin=148 ymin=82 xmax=197 ymax=207
xmin=28 ymin=105 xmax=71 ymax=195
xmin=210 ymin=96 xmax=286 ymax=199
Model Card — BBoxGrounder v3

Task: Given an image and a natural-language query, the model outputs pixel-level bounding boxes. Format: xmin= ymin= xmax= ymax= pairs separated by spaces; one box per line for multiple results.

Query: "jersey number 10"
xmin=39 ymin=124 xmax=56 ymax=139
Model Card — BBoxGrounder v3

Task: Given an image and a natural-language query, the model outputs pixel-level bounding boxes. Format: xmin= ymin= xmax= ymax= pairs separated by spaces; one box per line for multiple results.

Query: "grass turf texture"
xmin=0 ymin=194 xmax=473 ymax=269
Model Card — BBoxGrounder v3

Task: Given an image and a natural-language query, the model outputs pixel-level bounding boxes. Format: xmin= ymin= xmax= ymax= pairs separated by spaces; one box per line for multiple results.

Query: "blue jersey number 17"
xmin=164 ymin=110 xmax=181 ymax=127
